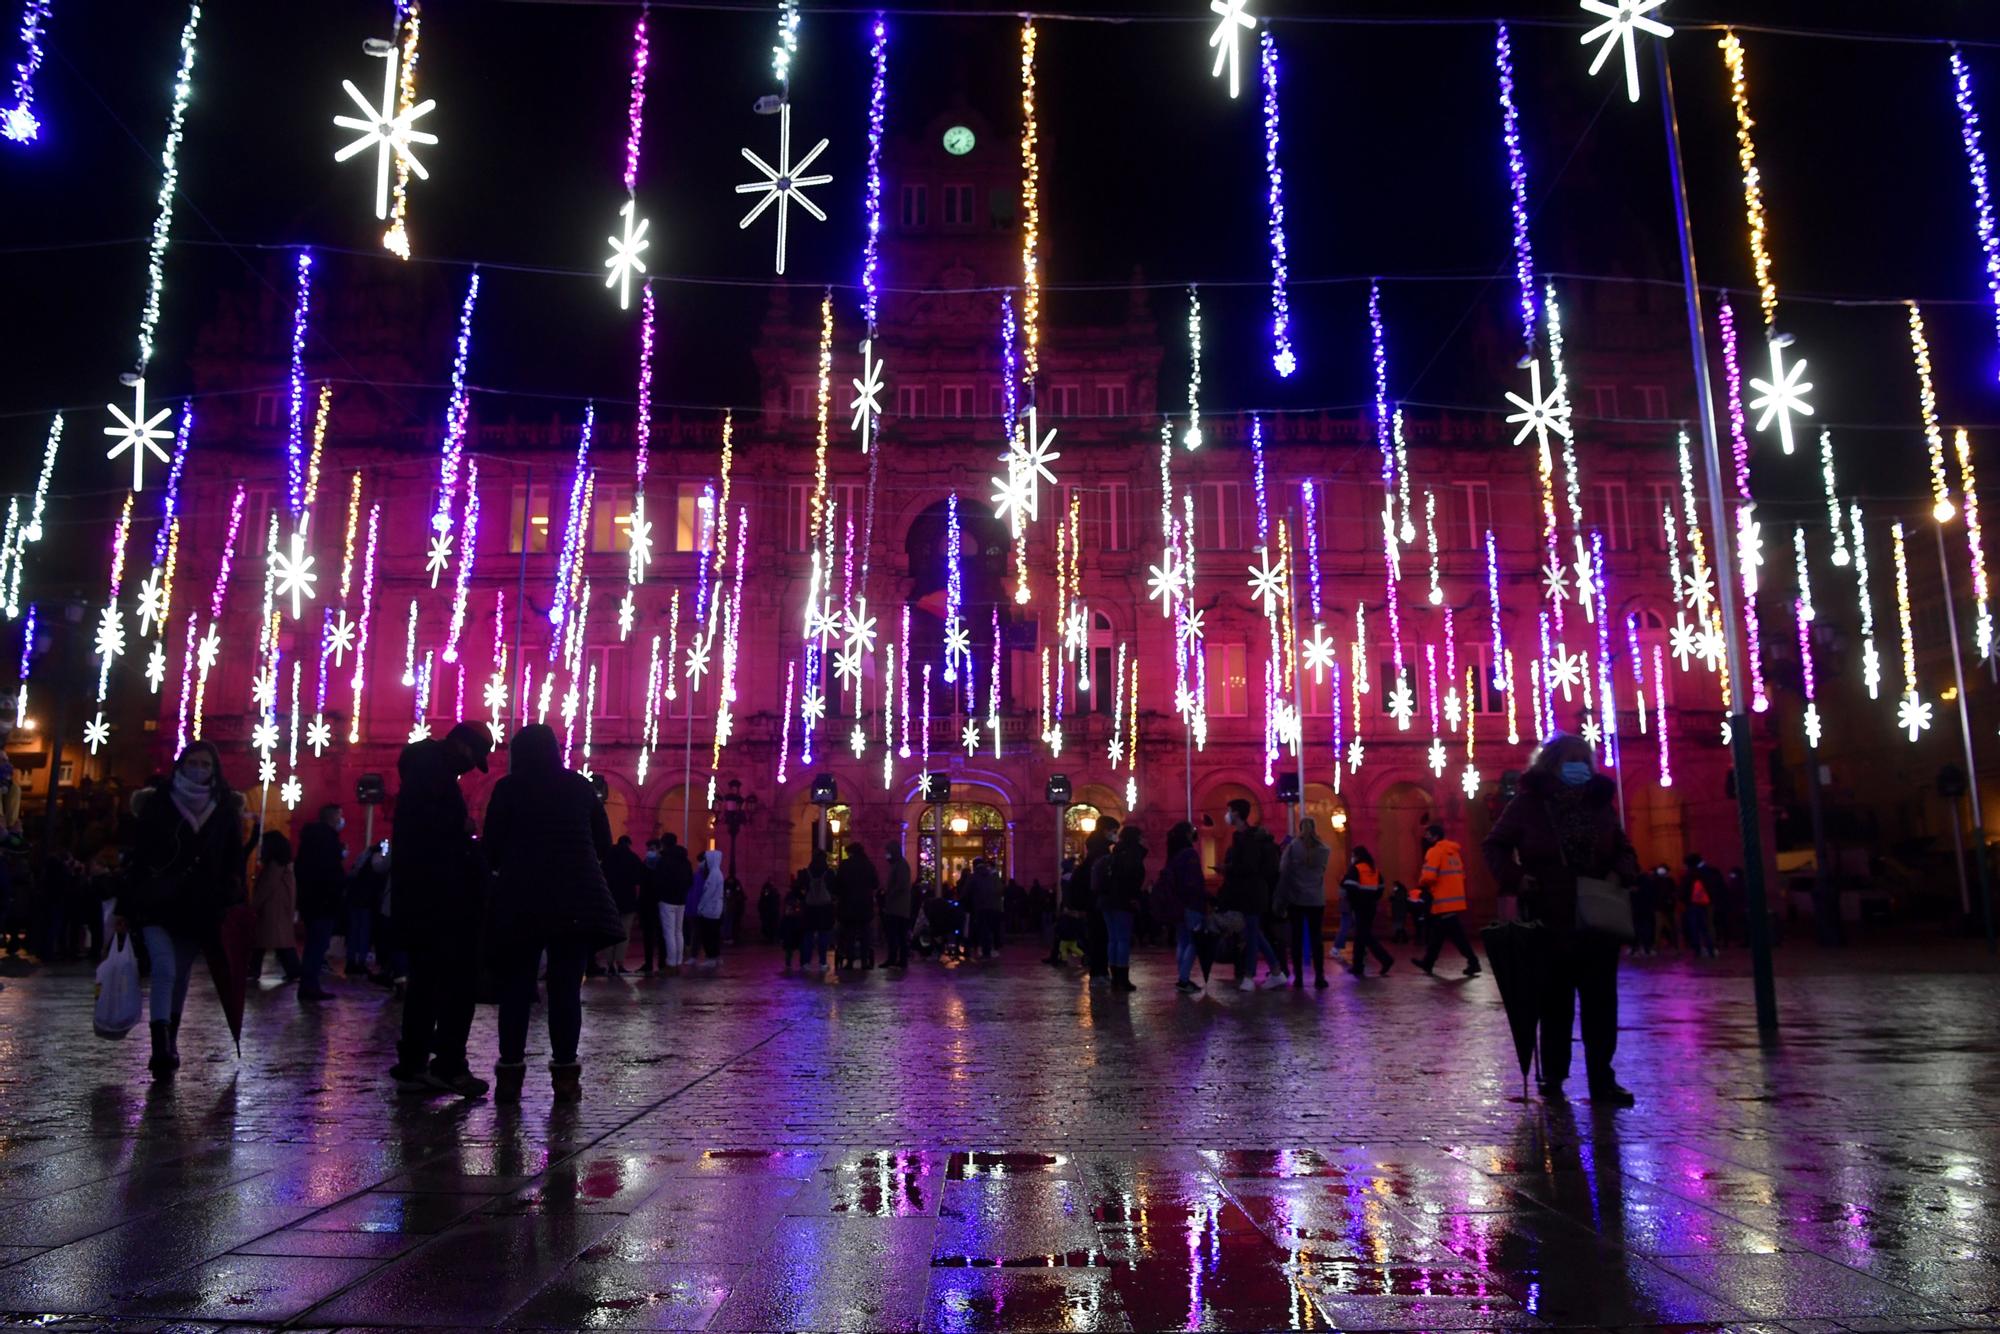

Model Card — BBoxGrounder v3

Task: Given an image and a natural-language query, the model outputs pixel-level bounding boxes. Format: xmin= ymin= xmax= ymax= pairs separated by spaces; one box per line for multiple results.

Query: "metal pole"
xmin=1286 ymin=513 xmax=1307 ymax=838
xmin=1933 ymin=520 xmax=1997 ymax=952
xmin=1657 ymin=42 xmax=1777 ymax=1029
xmin=510 ymin=461 xmax=531 ymax=734
xmin=1948 ymin=807 xmax=1970 ymax=917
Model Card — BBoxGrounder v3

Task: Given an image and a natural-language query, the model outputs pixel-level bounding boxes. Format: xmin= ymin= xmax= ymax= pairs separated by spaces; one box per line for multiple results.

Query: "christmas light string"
xmin=1391 ymin=408 xmax=1415 ymax=546
xmin=1954 ymin=46 xmax=2000 ymax=381
xmin=1721 ymin=32 xmax=1776 ymax=333
xmin=401 ymin=598 xmax=419 ymax=690
xmin=1591 ymin=529 xmax=1616 ymax=765
xmin=861 ymin=15 xmax=887 ymax=328
xmin=1849 ymin=502 xmax=1879 ymax=700
xmin=1424 ymin=490 xmax=1443 ymax=606
xmin=285 ymin=252 xmax=313 ymax=517
xmin=1624 ymin=611 xmax=1646 ymax=734
xmin=1442 ymin=606 xmax=1458 ymax=731
xmin=548 ymin=403 xmax=595 ymax=642
xmin=1260 ymin=29 xmax=1293 ymax=378
xmin=430 ymin=272 xmax=481 ymax=574
xmin=773 ymin=0 xmax=799 ymax=90
xmin=622 ymin=281 xmax=657 ymax=638
xmin=1184 ymin=287 xmax=1204 ymax=449
xmin=22 ymin=413 xmax=60 ymax=549
xmin=1485 ymin=528 xmax=1505 ymax=688
xmin=1300 ymin=480 xmax=1322 ymax=620
xmin=777 ymin=660 xmax=795 ymax=784
xmin=1544 ymin=283 xmax=1588 ymax=620
xmin=1793 ymin=525 xmax=1815 ymax=623
xmin=1461 ymin=663 xmax=1479 ymax=797
xmin=442 ymin=458 xmax=479 ymax=662
xmin=1892 ymin=520 xmax=1931 ymax=741
xmin=1956 ymin=427 xmax=1992 ymax=658
xmin=134 ymin=2 xmax=201 ymax=373
xmin=1369 ymin=282 xmax=1395 ymax=533
xmin=2 ymin=0 xmax=51 ymax=143
xmin=1820 ymin=427 xmax=1849 ymax=567
xmin=382 ymin=2 xmax=424 ymax=259
xmin=344 ymin=500 xmax=378 ymax=745
xmin=1494 ymin=21 xmax=1537 ymax=354
xmin=0 ymin=504 xmax=18 ymax=622
xmin=601 ymin=7 xmax=651 ymax=308
xmin=1718 ymin=299 xmax=1768 ymax=712
xmin=943 ymin=492 xmax=964 ymax=683
xmin=898 ymin=601 xmax=911 ymax=758
xmin=188 ymin=485 xmax=243 ymax=742
xmin=1908 ymin=302 xmax=1955 ymax=522
xmin=1652 ymin=644 xmax=1670 ymax=785
xmin=1020 ymin=20 xmax=1040 ymax=393
xmin=1504 ymin=645 xmax=1520 ymax=745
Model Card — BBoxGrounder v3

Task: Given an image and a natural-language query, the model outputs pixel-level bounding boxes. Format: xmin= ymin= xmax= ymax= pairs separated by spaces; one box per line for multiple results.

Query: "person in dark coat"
xmin=1220 ymin=798 xmax=1287 ymax=988
xmin=602 ymin=835 xmax=645 ymax=975
xmin=481 ymin=723 xmax=620 ymax=1105
xmin=388 ymin=720 xmax=492 ymax=1099
xmin=655 ymin=833 xmax=692 ymax=974
xmin=294 ymin=803 xmax=349 ymax=1003
xmin=780 ymin=880 xmax=808 ymax=969
xmin=835 ymin=845 xmax=880 ymax=969
xmin=114 ymin=741 xmax=253 ymax=1079
xmin=1277 ymin=817 xmax=1332 ymax=988
xmin=1072 ymin=821 xmax=1116 ymax=981
xmin=797 ymin=848 xmax=837 ymax=971
xmin=1162 ymin=821 xmax=1210 ymax=991
xmin=1483 ymin=733 xmax=1641 ymax=1109
xmin=965 ymin=857 xmax=1006 ymax=961
xmin=638 ymin=841 xmax=666 ymax=973
xmin=1340 ymin=847 xmax=1394 ymax=978
xmin=757 ymin=878 xmax=781 ymax=944
xmin=880 ymin=842 xmax=914 ymax=968
xmin=1102 ymin=826 xmax=1147 ymax=991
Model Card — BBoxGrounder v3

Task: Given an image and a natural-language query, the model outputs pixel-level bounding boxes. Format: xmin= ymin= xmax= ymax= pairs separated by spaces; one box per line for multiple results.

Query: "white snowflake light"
xmin=1206 ymin=0 xmax=1257 ymax=101
xmin=1246 ymin=547 xmax=1285 ymax=615
xmin=143 ymin=643 xmax=166 ymax=692
xmin=1579 ymin=0 xmax=1672 ymax=104
xmin=84 ymin=711 xmax=109 ymax=753
xmin=735 ymin=102 xmax=831 ymax=276
xmin=1669 ymin=613 xmax=1699 ymax=671
xmin=1460 ymin=765 xmax=1481 ymax=800
xmin=133 ymin=570 xmax=167 ymax=639
xmin=93 ymin=605 xmax=125 ymax=662
xmin=1898 ymin=694 xmax=1933 ymax=743
xmin=1180 ymin=608 xmax=1205 ymax=647
xmin=306 ymin=715 xmax=332 ymax=756
xmin=1747 ymin=334 xmax=1813 ymax=456
xmin=1347 ymin=736 xmax=1366 ymax=773
xmin=844 ymin=601 xmax=878 ymax=657
xmin=849 ymin=723 xmax=868 ymax=758
xmin=800 ymin=690 xmax=826 ymax=723
xmin=944 ymin=619 xmax=971 ymax=666
xmin=250 ymin=718 xmax=280 ymax=755
xmin=1503 ymin=358 xmax=1572 ymax=452
xmin=1427 ymin=738 xmax=1448 ymax=778
xmin=849 ymin=339 xmax=885 ymax=443
xmin=332 ymin=42 xmax=436 ymax=221
xmin=326 ymin=609 xmax=356 ymax=665
xmin=271 ymin=529 xmax=318 ymax=618
xmin=1002 ymin=406 xmax=1061 ymax=519
xmin=104 ymin=379 xmax=173 ymax=491
xmin=424 ymin=532 xmax=451 ymax=586
xmin=832 ymin=646 xmax=862 ymax=689
xmin=962 ymin=720 xmax=981 ymax=755
xmin=684 ymin=635 xmax=711 ymax=688
xmin=405 ymin=722 xmax=429 ymax=744
xmin=1147 ymin=553 xmax=1186 ymax=615
xmin=1386 ymin=677 xmax=1415 ymax=730
xmin=1301 ymin=624 xmax=1335 ymax=683
xmin=1541 ymin=556 xmax=1571 ymax=605
xmin=1549 ymin=646 xmax=1586 ymax=701
xmin=604 ymin=198 xmax=650 ymax=310
xmin=196 ymin=624 xmax=220 ymax=673
xmin=1803 ymin=702 xmax=1822 ymax=749
xmin=279 ymin=774 xmax=303 ymax=810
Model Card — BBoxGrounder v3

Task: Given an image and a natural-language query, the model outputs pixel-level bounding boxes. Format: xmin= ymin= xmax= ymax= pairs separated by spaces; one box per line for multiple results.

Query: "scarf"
xmin=170 ymin=771 xmax=217 ymax=831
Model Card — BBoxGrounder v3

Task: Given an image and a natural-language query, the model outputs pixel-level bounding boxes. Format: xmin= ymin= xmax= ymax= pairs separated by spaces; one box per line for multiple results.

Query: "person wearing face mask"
xmin=1483 ymin=733 xmax=1641 ymax=1108
xmin=294 ymin=804 xmax=350 ymax=1003
xmin=115 ymin=742 xmax=253 ymax=1079
xmin=1415 ymin=823 xmax=1482 ymax=978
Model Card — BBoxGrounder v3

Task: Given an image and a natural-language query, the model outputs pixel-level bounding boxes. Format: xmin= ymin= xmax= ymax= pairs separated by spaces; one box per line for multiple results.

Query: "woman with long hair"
xmin=482 ymin=723 xmax=623 ymax=1104
xmin=1277 ymin=816 xmax=1332 ymax=988
xmin=115 ymin=741 xmax=253 ymax=1079
xmin=248 ymin=829 xmax=298 ymax=983
xmin=1483 ymin=732 xmax=1641 ymax=1108
xmin=1163 ymin=820 xmax=1209 ymax=993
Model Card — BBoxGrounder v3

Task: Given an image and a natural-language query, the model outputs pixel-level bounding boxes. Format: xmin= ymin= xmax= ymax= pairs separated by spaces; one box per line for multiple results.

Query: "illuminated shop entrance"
xmin=919 ymin=802 xmax=1007 ymax=890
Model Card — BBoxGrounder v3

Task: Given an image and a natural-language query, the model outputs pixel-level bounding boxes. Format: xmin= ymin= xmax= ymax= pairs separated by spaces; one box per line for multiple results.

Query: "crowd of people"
xmin=48 ymin=712 xmax=1770 ymax=1111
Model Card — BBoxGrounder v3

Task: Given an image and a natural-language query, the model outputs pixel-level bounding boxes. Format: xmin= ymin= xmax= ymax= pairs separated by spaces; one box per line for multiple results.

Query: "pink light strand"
xmin=778 ymin=660 xmax=795 ymax=784
xmin=1718 ymin=297 xmax=1770 ymax=711
xmin=347 ymin=502 xmax=380 ymax=743
xmin=621 ymin=9 xmax=648 ymax=196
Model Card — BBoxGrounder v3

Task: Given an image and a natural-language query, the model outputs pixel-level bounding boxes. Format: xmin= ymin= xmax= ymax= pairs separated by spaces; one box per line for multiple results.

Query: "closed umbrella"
xmin=200 ymin=903 xmax=256 ymax=1055
xmin=1479 ymin=919 xmax=1548 ymax=1102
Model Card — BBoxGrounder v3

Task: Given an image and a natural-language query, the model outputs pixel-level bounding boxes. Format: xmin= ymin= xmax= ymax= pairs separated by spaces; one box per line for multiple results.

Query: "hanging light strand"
xmin=1820 ymin=428 xmax=1849 ymax=567
xmin=1019 ymin=19 xmax=1040 ymax=390
xmin=1908 ymin=302 xmax=1956 ymax=522
xmin=861 ymin=14 xmax=887 ymax=327
xmin=382 ymin=2 xmax=423 ymax=259
xmin=1494 ymin=21 xmax=1537 ymax=354
xmin=1956 ymin=427 xmax=1992 ymax=658
xmin=134 ymin=2 xmax=202 ymax=372
xmin=430 ymin=271 xmax=482 ymax=554
xmin=1850 ymin=502 xmax=1880 ymax=700
xmin=1950 ymin=46 xmax=2000 ymax=379
xmin=2 ymin=0 xmax=52 ymax=144
xmin=1260 ymin=29 xmax=1294 ymax=378
xmin=1720 ymin=31 xmax=1777 ymax=333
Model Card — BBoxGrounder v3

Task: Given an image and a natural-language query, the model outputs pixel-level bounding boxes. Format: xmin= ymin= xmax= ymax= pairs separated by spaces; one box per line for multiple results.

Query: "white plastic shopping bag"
xmin=93 ymin=934 xmax=142 ymax=1040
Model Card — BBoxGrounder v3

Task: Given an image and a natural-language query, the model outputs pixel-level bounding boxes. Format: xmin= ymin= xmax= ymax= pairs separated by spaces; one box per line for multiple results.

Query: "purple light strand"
xmin=777 ymin=661 xmax=795 ymax=784
xmin=1718 ymin=298 xmax=1770 ymax=711
xmin=431 ymin=271 xmax=481 ymax=536
xmin=346 ymin=502 xmax=378 ymax=743
xmin=1494 ymin=22 xmax=1537 ymax=353
xmin=1425 ymin=641 xmax=1439 ymax=733
xmin=1484 ymin=529 xmax=1504 ymax=688
xmin=175 ymin=609 xmax=195 ymax=751
xmin=1329 ymin=660 xmax=1343 ymax=793
xmin=1624 ymin=611 xmax=1645 ymax=732
xmin=442 ymin=458 xmax=479 ymax=662
xmin=1795 ymin=597 xmax=1816 ymax=704
xmin=1251 ymin=416 xmax=1270 ymax=548
xmin=861 ymin=15 xmax=887 ymax=327
xmin=621 ymin=9 xmax=648 ymax=195
xmin=1653 ymin=645 xmax=1671 ymax=786
xmin=207 ymin=485 xmax=246 ymax=622
xmin=635 ymin=281 xmax=655 ymax=486
xmin=1260 ymin=28 xmax=1294 ymax=378
xmin=1952 ymin=47 xmax=2000 ymax=381
xmin=1591 ymin=529 xmax=1615 ymax=766
xmin=1300 ymin=481 xmax=1322 ymax=619
xmin=151 ymin=404 xmax=194 ymax=568
xmin=548 ymin=404 xmax=594 ymax=640
xmin=943 ymin=493 xmax=963 ymax=683
xmin=285 ymin=250 xmax=312 ymax=517
xmin=898 ymin=601 xmax=912 ymax=758
xmin=693 ymin=484 xmax=717 ymax=628
xmin=3 ymin=0 xmax=51 ymax=144
xmin=1443 ymin=607 xmax=1457 ymax=713
xmin=1000 ymin=291 xmax=1019 ymax=444
xmin=1538 ymin=608 xmax=1554 ymax=738
xmin=1369 ymin=281 xmax=1394 ymax=501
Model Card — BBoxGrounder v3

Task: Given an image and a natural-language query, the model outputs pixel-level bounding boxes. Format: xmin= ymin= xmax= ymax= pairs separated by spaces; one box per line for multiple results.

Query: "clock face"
xmin=942 ymin=125 xmax=976 ymax=156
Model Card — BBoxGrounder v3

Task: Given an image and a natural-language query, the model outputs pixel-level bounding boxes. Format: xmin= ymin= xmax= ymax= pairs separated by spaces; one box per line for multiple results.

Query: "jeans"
xmin=1176 ymin=910 xmax=1203 ymax=982
xmin=141 ymin=924 xmax=200 ymax=1024
xmin=657 ymin=904 xmax=685 ymax=966
xmin=1240 ymin=914 xmax=1285 ymax=979
xmin=1348 ymin=889 xmax=1392 ymax=971
xmin=398 ymin=931 xmax=477 ymax=1077
xmin=1684 ymin=904 xmax=1715 ymax=954
xmin=640 ymin=899 xmax=666 ymax=967
xmin=345 ymin=903 xmax=373 ymax=974
xmin=498 ymin=938 xmax=589 ymax=1065
xmin=809 ymin=926 xmax=834 ymax=967
xmin=882 ymin=914 xmax=910 ymax=967
xmin=1420 ymin=913 xmax=1480 ymax=970
xmin=301 ymin=915 xmax=337 ymax=992
xmin=972 ymin=910 xmax=1003 ymax=959
xmin=1104 ymin=909 xmax=1134 ymax=967
xmin=1290 ymin=906 xmax=1326 ymax=982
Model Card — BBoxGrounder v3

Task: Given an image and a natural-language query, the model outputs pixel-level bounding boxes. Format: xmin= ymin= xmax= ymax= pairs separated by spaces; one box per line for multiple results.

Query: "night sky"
xmin=4 ymin=0 xmax=2000 ymax=583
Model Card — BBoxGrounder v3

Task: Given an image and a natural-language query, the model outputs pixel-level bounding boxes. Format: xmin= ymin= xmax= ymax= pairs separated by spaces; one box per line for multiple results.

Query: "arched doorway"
xmin=919 ymin=802 xmax=1007 ymax=890
xmin=602 ymin=786 xmax=631 ymax=844
xmin=655 ymin=785 xmax=710 ymax=853
xmin=1062 ymin=802 xmax=1101 ymax=864
xmin=1376 ymin=780 xmax=1434 ymax=894
xmin=1628 ymin=779 xmax=1685 ymax=872
xmin=1305 ymin=782 xmax=1348 ymax=869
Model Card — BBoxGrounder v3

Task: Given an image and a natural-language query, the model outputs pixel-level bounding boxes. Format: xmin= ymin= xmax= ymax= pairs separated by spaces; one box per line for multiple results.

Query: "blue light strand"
xmin=1260 ymin=29 xmax=1294 ymax=378
xmin=1952 ymin=46 xmax=2000 ymax=381
xmin=150 ymin=404 xmax=194 ymax=569
xmin=1494 ymin=21 xmax=1537 ymax=354
xmin=432 ymin=271 xmax=481 ymax=536
xmin=861 ymin=15 xmax=887 ymax=327
xmin=943 ymin=492 xmax=963 ymax=683
xmin=1251 ymin=415 xmax=1270 ymax=549
xmin=285 ymin=250 xmax=312 ymax=517
xmin=1369 ymin=281 xmax=1395 ymax=500
xmin=1300 ymin=480 xmax=1322 ymax=619
xmin=999 ymin=290 xmax=1019 ymax=444
xmin=2 ymin=0 xmax=51 ymax=144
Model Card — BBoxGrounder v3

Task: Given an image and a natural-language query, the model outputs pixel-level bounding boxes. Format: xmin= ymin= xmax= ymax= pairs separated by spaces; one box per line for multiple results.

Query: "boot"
xmin=148 ymin=1022 xmax=175 ymax=1078
xmin=167 ymin=1016 xmax=182 ymax=1068
xmin=550 ymin=1061 xmax=583 ymax=1104
xmin=493 ymin=1060 xmax=527 ymax=1106
xmin=1113 ymin=966 xmax=1136 ymax=993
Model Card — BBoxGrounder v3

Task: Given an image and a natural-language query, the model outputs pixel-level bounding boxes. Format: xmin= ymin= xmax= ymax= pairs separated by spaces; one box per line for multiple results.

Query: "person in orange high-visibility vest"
xmin=1415 ymin=823 xmax=1482 ymax=978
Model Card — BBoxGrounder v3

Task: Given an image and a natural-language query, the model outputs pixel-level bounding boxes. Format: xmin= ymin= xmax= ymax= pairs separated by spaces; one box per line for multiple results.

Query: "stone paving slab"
xmin=0 ymin=940 xmax=1994 ymax=1329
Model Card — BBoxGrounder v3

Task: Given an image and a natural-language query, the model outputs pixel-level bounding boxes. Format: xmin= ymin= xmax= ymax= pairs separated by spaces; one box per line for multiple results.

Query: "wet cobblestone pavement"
xmin=0 ymin=941 xmax=1996 ymax=1331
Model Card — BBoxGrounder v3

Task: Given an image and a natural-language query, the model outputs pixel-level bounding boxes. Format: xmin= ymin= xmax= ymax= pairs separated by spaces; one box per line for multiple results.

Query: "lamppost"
xmin=719 ymin=777 xmax=760 ymax=883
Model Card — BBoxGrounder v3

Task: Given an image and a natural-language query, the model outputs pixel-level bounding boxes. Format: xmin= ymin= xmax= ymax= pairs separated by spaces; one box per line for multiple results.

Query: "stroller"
xmin=914 ymin=895 xmax=967 ymax=962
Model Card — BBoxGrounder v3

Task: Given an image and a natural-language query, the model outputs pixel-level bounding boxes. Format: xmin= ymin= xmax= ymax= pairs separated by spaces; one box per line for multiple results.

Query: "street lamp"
xmin=720 ymin=777 xmax=760 ymax=882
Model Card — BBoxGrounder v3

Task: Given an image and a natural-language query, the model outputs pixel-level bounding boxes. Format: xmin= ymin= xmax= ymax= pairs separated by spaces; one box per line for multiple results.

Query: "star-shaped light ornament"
xmin=425 ymin=532 xmax=452 ymax=587
xmin=272 ymin=530 xmax=319 ymax=618
xmin=1669 ymin=613 xmax=1699 ymax=670
xmin=1682 ymin=564 xmax=1717 ymax=616
xmin=251 ymin=719 xmax=280 ymax=755
xmin=1147 ymin=553 xmax=1186 ymax=616
xmin=1206 ymin=0 xmax=1258 ymax=100
xmin=990 ymin=468 xmax=1035 ymax=528
xmin=1347 ymin=736 xmax=1366 ymax=773
xmin=1861 ymin=642 xmax=1882 ymax=697
xmin=1461 ymin=765 xmax=1482 ymax=800
xmin=1573 ymin=548 xmax=1597 ymax=621
xmin=333 ymin=43 xmax=437 ymax=220
xmin=559 ymin=683 xmax=582 ymax=729
xmin=1301 ymin=624 xmax=1336 ymax=683
xmin=487 ymin=718 xmax=506 ymax=747
xmin=1444 ymin=688 xmax=1463 ymax=732
xmin=196 ymin=625 xmax=221 ymax=673
xmin=962 ymin=721 xmax=982 ymax=755
xmin=1578 ymin=0 xmax=1673 ymax=104
xmin=734 ymin=102 xmax=832 ymax=275
xmin=93 ymin=605 xmax=126 ymax=662
xmin=1386 ymin=678 xmax=1415 ymax=730
xmin=1179 ymin=608 xmax=1206 ymax=648
xmin=849 ymin=723 xmax=868 ymax=758
xmin=315 ymin=610 xmax=352 ymax=666
xmin=251 ymin=670 xmax=277 ymax=712
xmin=684 ymin=636 xmax=712 ymax=688
xmin=850 ymin=339 xmax=886 ymax=444
xmin=134 ymin=571 xmax=167 ymax=638
xmin=406 ymin=722 xmax=430 ymax=744
xmin=616 ymin=593 xmax=636 ymax=638
xmin=604 ymin=199 xmax=650 ymax=310
xmin=280 ymin=775 xmax=303 ymax=811
xmin=1503 ymin=359 xmax=1573 ymax=452
xmin=1542 ymin=557 xmax=1571 ymax=605
xmin=1697 ymin=625 xmax=1727 ymax=673
xmin=801 ymin=691 xmax=827 ymax=723
xmin=1549 ymin=647 xmax=1586 ymax=700
xmin=805 ymin=601 xmax=840 ymax=645
xmin=1246 ymin=547 xmax=1286 ymax=615
xmin=833 ymin=646 xmax=863 ymax=690
xmin=844 ymin=602 xmax=879 ymax=657
xmin=1803 ymin=702 xmax=1822 ymax=749
xmin=944 ymin=620 xmax=971 ymax=671
xmin=1898 ymin=693 xmax=1933 ymax=743
xmin=83 ymin=712 xmax=109 ymax=754
xmin=104 ymin=380 xmax=174 ymax=491
xmin=1274 ymin=701 xmax=1301 ymax=748
xmin=1747 ymin=335 xmax=1813 ymax=456
xmin=1002 ymin=408 xmax=1062 ymax=519
xmin=144 ymin=643 xmax=166 ymax=693
xmin=1581 ymin=718 xmax=1603 ymax=748
xmin=482 ymin=677 xmax=508 ymax=714
xmin=1427 ymin=738 xmax=1448 ymax=777
xmin=307 ymin=716 xmax=332 ymax=756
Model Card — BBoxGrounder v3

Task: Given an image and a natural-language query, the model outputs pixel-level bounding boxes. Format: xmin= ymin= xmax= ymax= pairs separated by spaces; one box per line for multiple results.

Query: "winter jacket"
xmin=966 ymin=864 xmax=1005 ymax=914
xmin=1277 ymin=836 xmax=1331 ymax=907
xmin=1220 ymin=825 xmax=1279 ymax=917
xmin=1067 ymin=828 xmax=1114 ymax=914
xmin=480 ymin=765 xmax=623 ymax=949
xmin=1482 ymin=770 xmax=1638 ymax=935
xmin=1101 ymin=841 xmax=1147 ymax=913
xmin=250 ymin=861 xmax=297 ymax=949
xmin=391 ymin=737 xmax=478 ymax=934
xmin=118 ymin=784 xmax=250 ymax=933
xmin=604 ymin=842 xmax=645 ymax=915
xmin=657 ymin=844 xmax=693 ymax=906
xmin=295 ymin=819 xmax=347 ymax=921
xmin=881 ymin=856 xmax=914 ymax=918
xmin=692 ymin=850 xmax=726 ymax=919
xmin=1164 ymin=845 xmax=1207 ymax=915
xmin=837 ymin=855 xmax=880 ymax=925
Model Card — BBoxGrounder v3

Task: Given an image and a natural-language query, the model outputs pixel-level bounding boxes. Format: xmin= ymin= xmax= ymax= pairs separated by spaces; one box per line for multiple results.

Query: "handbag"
xmin=1548 ymin=803 xmax=1635 ymax=941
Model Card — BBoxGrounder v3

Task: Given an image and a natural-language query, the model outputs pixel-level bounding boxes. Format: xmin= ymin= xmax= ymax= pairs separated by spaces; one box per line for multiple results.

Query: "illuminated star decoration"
xmin=1246 ymin=547 xmax=1285 ymax=615
xmin=604 ymin=198 xmax=650 ymax=310
xmin=1427 ymin=738 xmax=1448 ymax=777
xmin=1347 ymin=736 xmax=1366 ymax=772
xmin=1460 ymin=765 xmax=1481 ymax=800
xmin=962 ymin=720 xmax=982 ymax=755
xmin=271 ymin=530 xmax=318 ymax=618
xmin=1697 ymin=626 xmax=1727 ymax=673
xmin=1683 ymin=563 xmax=1716 ymax=616
xmin=1578 ymin=0 xmax=1673 ymax=104
xmin=1206 ymin=0 xmax=1257 ymax=101
xmin=196 ymin=624 xmax=220 ymax=672
xmin=833 ymin=646 xmax=862 ymax=689
xmin=93 ymin=605 xmax=125 ymax=661
xmin=250 ymin=718 xmax=280 ymax=755
xmin=1386 ymin=678 xmax=1415 ymax=730
xmin=306 ymin=716 xmax=332 ymax=756
xmin=1147 ymin=552 xmax=1185 ymax=614
xmin=280 ymin=775 xmax=303 ymax=810
xmin=1003 ymin=406 xmax=1062 ymax=519
xmin=843 ymin=602 xmax=878 ymax=656
xmin=1503 ymin=358 xmax=1572 ymax=451
xmin=406 ymin=722 xmax=429 ymax=744
xmin=481 ymin=676 xmax=507 ymax=713
xmin=1897 ymin=694 xmax=1932 ymax=743
xmin=1549 ymin=646 xmax=1586 ymax=700
xmin=1444 ymin=688 xmax=1463 ymax=731
xmin=425 ymin=532 xmax=451 ymax=586
xmin=990 ymin=468 xmax=1034 ymax=527
xmin=332 ymin=42 xmax=436 ymax=221
xmin=1542 ymin=557 xmax=1571 ymax=604
xmin=1301 ymin=624 xmax=1335 ymax=683
xmin=1573 ymin=548 xmax=1598 ymax=621
xmin=251 ymin=669 xmax=277 ymax=713
xmin=487 ymin=718 xmax=505 ymax=747
xmin=1802 ymin=702 xmax=1822 ymax=749
xmin=800 ymin=690 xmax=826 ymax=723
xmin=326 ymin=609 xmax=356 ymax=665
xmin=849 ymin=339 xmax=885 ymax=442
xmin=849 ymin=723 xmax=868 ymax=758
xmin=84 ymin=712 xmax=109 ymax=754
xmin=684 ymin=635 xmax=712 ymax=688
xmin=104 ymin=380 xmax=174 ymax=491
xmin=1581 ymin=717 xmax=1603 ymax=748
xmin=143 ymin=644 xmax=166 ymax=692
xmin=944 ymin=619 xmax=971 ymax=666
xmin=134 ymin=570 xmax=166 ymax=637
xmin=1746 ymin=335 xmax=1813 ymax=456
xmin=1669 ymin=613 xmax=1699 ymax=670
xmin=735 ymin=102 xmax=831 ymax=276
xmin=1179 ymin=608 xmax=1205 ymax=646
xmin=805 ymin=600 xmax=840 ymax=645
